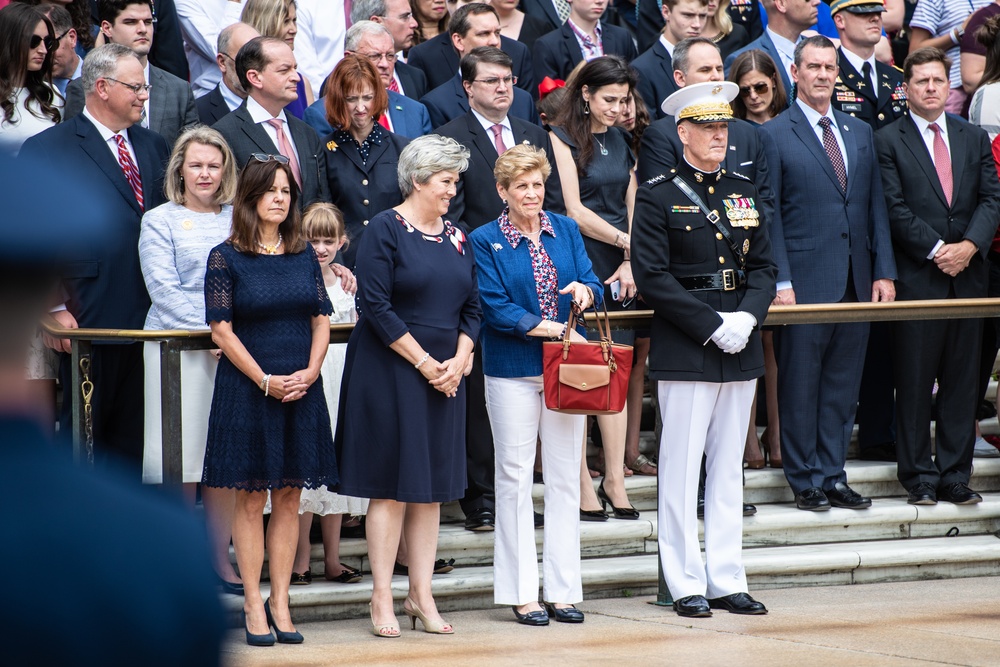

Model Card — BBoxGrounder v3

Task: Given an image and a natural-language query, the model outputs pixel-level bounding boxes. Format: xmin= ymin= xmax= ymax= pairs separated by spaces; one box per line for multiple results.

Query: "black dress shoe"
xmin=743 ymin=503 xmax=757 ymax=516
xmin=533 ymin=511 xmax=544 ymax=528
xmin=795 ymin=487 xmax=831 ymax=511
xmin=218 ymin=577 xmax=245 ymax=596
xmin=512 ymin=606 xmax=549 ymax=626
xmin=464 ymin=508 xmax=495 ymax=532
xmin=672 ymin=595 xmax=712 ymax=617
xmin=825 ymin=482 xmax=871 ymax=509
xmin=907 ymin=482 xmax=937 ymax=505
xmin=580 ymin=508 xmax=608 ymax=522
xmin=543 ymin=603 xmax=585 ymax=623
xmin=938 ymin=482 xmax=983 ymax=505
xmin=858 ymin=442 xmax=897 ymax=462
xmin=290 ymin=569 xmax=312 ymax=586
xmin=708 ymin=592 xmax=767 ymax=615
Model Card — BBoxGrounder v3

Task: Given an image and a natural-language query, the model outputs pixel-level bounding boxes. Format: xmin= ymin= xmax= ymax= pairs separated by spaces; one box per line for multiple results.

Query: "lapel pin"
xmin=492 ymin=242 xmax=502 ymax=251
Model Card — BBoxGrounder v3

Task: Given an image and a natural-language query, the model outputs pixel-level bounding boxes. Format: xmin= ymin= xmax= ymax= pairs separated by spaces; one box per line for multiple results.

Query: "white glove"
xmin=710 ymin=311 xmax=757 ymax=354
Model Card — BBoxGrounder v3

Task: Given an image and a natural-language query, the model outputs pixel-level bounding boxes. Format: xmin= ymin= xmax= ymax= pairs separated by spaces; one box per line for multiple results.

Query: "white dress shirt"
xmin=471 ymin=108 xmax=514 ymax=151
xmin=840 ymin=47 xmax=878 ymax=94
xmin=175 ymin=0 xmax=246 ymax=97
xmin=767 ymin=28 xmax=797 ymax=83
xmin=246 ymin=95 xmax=299 ymax=158
xmin=219 ymin=81 xmax=244 ymax=112
xmin=911 ymin=110 xmax=952 ymax=258
xmin=294 ymin=0 xmax=347 ymax=94
xmin=659 ymin=34 xmax=675 ymax=57
xmin=82 ymin=106 xmax=139 ymax=167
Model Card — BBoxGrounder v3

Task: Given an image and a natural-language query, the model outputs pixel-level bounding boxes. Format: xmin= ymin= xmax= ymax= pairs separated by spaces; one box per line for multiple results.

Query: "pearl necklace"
xmin=258 ymin=233 xmax=283 ymax=255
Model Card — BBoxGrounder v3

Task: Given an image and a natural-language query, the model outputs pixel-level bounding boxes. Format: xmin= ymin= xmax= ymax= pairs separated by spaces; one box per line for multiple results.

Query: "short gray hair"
xmin=794 ymin=34 xmax=836 ymax=67
xmin=351 ymin=0 xmax=387 ymax=25
xmin=397 ymin=135 xmax=470 ymax=198
xmin=345 ymin=20 xmax=392 ymax=52
xmin=672 ymin=37 xmax=720 ymax=76
xmin=82 ymin=43 xmax=139 ymax=95
xmin=39 ymin=3 xmax=72 ymax=33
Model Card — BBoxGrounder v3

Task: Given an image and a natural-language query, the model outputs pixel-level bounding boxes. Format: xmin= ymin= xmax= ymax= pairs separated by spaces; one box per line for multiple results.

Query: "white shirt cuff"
xmin=776 ymin=280 xmax=792 ymax=292
xmin=49 ymin=303 xmax=67 ymax=313
xmin=927 ymin=240 xmax=944 ymax=260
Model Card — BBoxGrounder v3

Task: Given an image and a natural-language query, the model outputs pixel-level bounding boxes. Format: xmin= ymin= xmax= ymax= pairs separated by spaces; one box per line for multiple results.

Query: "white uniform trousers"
xmin=486 ymin=375 xmax=585 ymax=605
xmin=657 ymin=379 xmax=756 ymax=599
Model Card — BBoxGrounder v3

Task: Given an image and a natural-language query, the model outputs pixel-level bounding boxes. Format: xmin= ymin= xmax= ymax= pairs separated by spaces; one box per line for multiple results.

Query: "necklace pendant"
xmin=600 ymin=145 xmax=609 ymax=156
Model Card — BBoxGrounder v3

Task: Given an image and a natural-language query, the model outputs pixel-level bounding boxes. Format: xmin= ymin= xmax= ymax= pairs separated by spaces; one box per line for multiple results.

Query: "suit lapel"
xmin=875 ymin=64 xmax=892 ymax=110
xmin=148 ymin=67 xmax=164 ymax=134
xmin=899 ymin=115 xmax=948 ymax=207
xmin=947 ymin=116 xmax=967 ymax=205
xmin=655 ymin=41 xmax=673 ymax=84
xmin=287 ymin=118 xmax=315 ymax=173
xmin=789 ymin=105 xmax=843 ymax=194
xmin=439 ymin=38 xmax=459 ymax=75
xmin=762 ymin=33 xmax=793 ymax=104
xmin=77 ymin=116 xmax=143 ymax=214
xmin=836 ymin=112 xmax=859 ymax=195
xmin=451 ymin=76 xmax=470 ymax=114
xmin=562 ymin=24 xmax=584 ymax=71
xmin=467 ymin=114 xmax=501 ymax=168
xmin=128 ymin=127 xmax=160 ymax=209
xmin=236 ymin=104 xmax=278 ymax=153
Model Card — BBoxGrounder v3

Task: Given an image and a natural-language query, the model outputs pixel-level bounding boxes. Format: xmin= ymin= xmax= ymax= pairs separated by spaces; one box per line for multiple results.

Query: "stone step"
xmin=225 ymin=533 xmax=1000 ymax=623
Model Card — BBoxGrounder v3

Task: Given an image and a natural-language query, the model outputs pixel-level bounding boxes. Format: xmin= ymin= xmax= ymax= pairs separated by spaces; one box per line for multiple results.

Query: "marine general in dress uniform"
xmin=631 ymin=81 xmax=777 ymax=619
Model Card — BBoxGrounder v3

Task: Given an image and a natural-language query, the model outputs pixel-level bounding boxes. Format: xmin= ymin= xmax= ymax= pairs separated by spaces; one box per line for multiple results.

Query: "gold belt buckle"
xmin=722 ymin=269 xmax=736 ymax=291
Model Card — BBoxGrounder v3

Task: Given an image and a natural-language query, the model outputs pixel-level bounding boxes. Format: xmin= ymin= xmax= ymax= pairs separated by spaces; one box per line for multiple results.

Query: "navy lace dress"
xmin=335 ymin=210 xmax=481 ymax=502
xmin=202 ymin=241 xmax=338 ymax=491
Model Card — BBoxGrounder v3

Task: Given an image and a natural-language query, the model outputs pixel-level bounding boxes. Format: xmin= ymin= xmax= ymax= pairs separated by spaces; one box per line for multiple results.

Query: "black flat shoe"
xmin=464 ymin=507 xmax=495 ymax=532
xmin=543 ymin=603 xmax=584 ymax=623
xmin=580 ymin=508 xmax=608 ymax=521
xmin=795 ymin=487 xmax=831 ymax=511
xmin=672 ymin=595 xmax=711 ymax=617
xmin=290 ymin=569 xmax=312 ymax=586
xmin=825 ymin=482 xmax=871 ymax=509
xmin=512 ymin=606 xmax=549 ymax=626
xmin=708 ymin=592 xmax=767 ymax=615
xmin=907 ymin=482 xmax=937 ymax=505
xmin=938 ymin=481 xmax=983 ymax=505
xmin=394 ymin=558 xmax=455 ymax=576
xmin=743 ymin=503 xmax=757 ymax=516
xmin=242 ymin=610 xmax=275 ymax=647
xmin=264 ymin=598 xmax=303 ymax=644
xmin=218 ymin=576 xmax=245 ymax=596
xmin=597 ymin=481 xmax=639 ymax=520
xmin=325 ymin=564 xmax=362 ymax=583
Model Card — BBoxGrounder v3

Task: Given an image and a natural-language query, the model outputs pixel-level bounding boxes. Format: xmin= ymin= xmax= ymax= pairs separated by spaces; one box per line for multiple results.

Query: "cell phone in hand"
xmin=610 ymin=280 xmax=621 ymax=301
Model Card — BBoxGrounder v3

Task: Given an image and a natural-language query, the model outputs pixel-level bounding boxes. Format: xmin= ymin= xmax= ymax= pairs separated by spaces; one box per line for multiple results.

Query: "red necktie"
xmin=378 ymin=113 xmax=390 ymax=131
xmin=266 ymin=118 xmax=302 ymax=189
xmin=387 ymin=77 xmax=400 ymax=94
xmin=115 ymin=134 xmax=143 ymax=209
xmin=930 ymin=123 xmax=953 ymax=206
xmin=490 ymin=124 xmax=507 ymax=155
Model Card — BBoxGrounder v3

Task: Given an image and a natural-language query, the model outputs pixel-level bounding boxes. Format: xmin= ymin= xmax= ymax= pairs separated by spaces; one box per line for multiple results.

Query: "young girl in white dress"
xmin=290 ymin=203 xmax=369 ymax=584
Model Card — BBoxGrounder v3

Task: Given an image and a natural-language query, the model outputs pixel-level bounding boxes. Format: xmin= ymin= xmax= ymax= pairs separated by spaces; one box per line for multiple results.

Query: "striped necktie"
xmin=114 ymin=134 xmax=144 ymax=209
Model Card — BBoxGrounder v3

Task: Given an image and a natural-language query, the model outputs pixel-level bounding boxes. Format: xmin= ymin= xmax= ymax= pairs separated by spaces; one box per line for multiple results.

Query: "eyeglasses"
xmin=739 ymin=81 xmax=770 ymax=98
xmin=220 ymin=52 xmax=236 ymax=63
xmin=54 ymin=28 xmax=71 ymax=43
xmin=249 ymin=153 xmax=290 ymax=165
xmin=105 ymin=77 xmax=153 ymax=95
xmin=29 ymin=34 xmax=54 ymax=51
xmin=473 ymin=75 xmax=517 ymax=87
xmin=361 ymin=51 xmax=397 ymax=64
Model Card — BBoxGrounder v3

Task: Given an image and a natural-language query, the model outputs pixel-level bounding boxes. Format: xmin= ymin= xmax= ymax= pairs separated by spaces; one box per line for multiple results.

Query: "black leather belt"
xmin=677 ymin=269 xmax=746 ymax=292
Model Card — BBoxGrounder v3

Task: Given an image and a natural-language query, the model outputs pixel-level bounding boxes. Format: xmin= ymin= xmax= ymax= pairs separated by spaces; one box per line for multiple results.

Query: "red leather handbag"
xmin=542 ymin=304 xmax=633 ymax=415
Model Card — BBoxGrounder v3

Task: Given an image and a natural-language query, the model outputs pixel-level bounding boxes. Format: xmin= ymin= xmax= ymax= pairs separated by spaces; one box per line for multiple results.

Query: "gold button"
xmin=708 ymin=186 xmax=715 ymax=194
xmin=363 ymin=199 xmax=369 ymax=205
xmin=716 ymin=232 xmax=723 ymax=240
xmin=362 ymin=179 xmax=369 ymax=185
xmin=719 ymin=257 xmax=726 ymax=264
xmin=685 ymin=225 xmax=692 ymax=231
xmin=363 ymin=220 xmax=369 ymax=226
xmin=878 ymin=113 xmax=885 ymax=120
xmin=581 ymin=382 xmax=587 ymax=388
xmin=850 ymin=113 xmax=856 ymax=117
xmin=721 ymin=169 xmax=726 ymax=174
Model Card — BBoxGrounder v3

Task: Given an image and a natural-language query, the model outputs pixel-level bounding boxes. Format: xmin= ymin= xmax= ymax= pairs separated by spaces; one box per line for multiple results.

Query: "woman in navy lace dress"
xmin=203 ymin=156 xmax=336 ymax=647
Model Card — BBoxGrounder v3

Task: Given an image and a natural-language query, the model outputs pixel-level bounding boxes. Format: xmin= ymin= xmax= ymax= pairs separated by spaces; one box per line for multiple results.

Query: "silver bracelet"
xmin=415 ymin=352 xmax=430 ymax=369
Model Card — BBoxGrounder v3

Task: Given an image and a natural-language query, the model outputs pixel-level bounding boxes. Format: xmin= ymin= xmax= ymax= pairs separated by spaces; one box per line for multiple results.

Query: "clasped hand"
xmin=934 ymin=240 xmax=976 ymax=277
xmin=420 ymin=352 xmax=471 ymax=398
xmin=710 ymin=311 xmax=756 ymax=354
xmin=267 ymin=370 xmax=317 ymax=402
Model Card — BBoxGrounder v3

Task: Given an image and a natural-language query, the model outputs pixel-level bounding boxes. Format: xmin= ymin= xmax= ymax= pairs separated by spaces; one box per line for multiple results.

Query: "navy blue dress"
xmin=202 ymin=242 xmax=338 ymax=491
xmin=335 ymin=209 xmax=481 ymax=502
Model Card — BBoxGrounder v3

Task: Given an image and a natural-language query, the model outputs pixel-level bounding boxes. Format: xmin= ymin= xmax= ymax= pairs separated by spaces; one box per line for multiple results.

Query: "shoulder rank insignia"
xmin=645 ymin=173 xmax=669 ymax=186
xmin=728 ymin=171 xmax=751 ymax=182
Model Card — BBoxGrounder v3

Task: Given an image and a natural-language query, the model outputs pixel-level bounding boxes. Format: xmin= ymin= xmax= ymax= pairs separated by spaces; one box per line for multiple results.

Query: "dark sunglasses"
xmin=249 ymin=153 xmax=290 ymax=165
xmin=29 ymin=34 xmax=54 ymax=51
xmin=739 ymin=81 xmax=770 ymax=98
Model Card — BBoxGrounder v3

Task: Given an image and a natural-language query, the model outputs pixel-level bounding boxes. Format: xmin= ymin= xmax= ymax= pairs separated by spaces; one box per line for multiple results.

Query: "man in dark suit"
xmin=408 ymin=3 xmax=536 ymax=96
xmin=632 ymin=0 xmax=708 ymax=117
xmin=22 ymin=43 xmax=170 ymax=469
xmin=351 ymin=0 xmax=428 ymax=99
xmin=759 ymin=35 xmax=896 ymax=511
xmin=875 ymin=48 xmax=1000 ymax=506
xmin=435 ymin=46 xmax=563 ymax=532
xmin=635 ymin=0 xmax=763 ymax=52
xmin=214 ymin=37 xmax=331 ymax=209
xmin=66 ymin=0 xmax=198 ymax=148
xmin=195 ymin=22 xmax=260 ymax=126
xmin=632 ymin=81 xmax=775 ymax=618
xmin=520 ymin=0 xmax=566 ymax=33
xmin=826 ymin=0 xmax=908 ymax=462
xmin=532 ymin=0 xmax=638 ymax=83
xmin=725 ymin=0 xmax=822 ymax=105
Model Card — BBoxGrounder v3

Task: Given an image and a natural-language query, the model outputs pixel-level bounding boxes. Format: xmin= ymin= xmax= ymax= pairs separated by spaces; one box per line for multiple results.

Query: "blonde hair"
xmin=716 ymin=0 xmax=733 ymax=37
xmin=303 ymin=202 xmax=349 ymax=248
xmin=241 ymin=0 xmax=294 ymax=39
xmin=493 ymin=144 xmax=552 ymax=190
xmin=163 ymin=125 xmax=238 ymax=206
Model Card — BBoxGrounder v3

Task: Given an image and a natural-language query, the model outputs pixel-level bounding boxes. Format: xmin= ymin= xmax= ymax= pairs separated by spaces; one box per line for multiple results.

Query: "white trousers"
xmin=487 ymin=375 xmax=585 ymax=605
xmin=657 ymin=379 xmax=755 ymax=599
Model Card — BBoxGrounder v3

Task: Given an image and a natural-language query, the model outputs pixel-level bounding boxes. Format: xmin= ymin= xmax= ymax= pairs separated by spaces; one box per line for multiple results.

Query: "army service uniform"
xmin=832 ymin=47 xmax=907 ymax=130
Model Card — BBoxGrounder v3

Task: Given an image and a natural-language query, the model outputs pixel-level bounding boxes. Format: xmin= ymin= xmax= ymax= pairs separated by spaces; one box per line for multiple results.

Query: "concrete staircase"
xmin=222 ymin=457 xmax=1000 ymax=623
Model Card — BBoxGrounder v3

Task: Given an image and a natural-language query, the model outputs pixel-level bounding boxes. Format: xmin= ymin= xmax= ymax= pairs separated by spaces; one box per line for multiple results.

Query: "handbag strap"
xmin=562 ymin=301 xmax=616 ymax=370
xmin=673 ymin=175 xmax=746 ymax=270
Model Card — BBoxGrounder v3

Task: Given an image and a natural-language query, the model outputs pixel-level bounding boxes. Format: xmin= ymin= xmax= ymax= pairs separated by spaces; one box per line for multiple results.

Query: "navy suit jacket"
xmin=436 ymin=110 xmax=564 ymax=232
xmin=631 ymin=40 xmax=679 ymax=118
xmin=519 ymin=0 xmax=562 ymax=34
xmin=532 ymin=21 xmax=638 ymax=83
xmin=395 ymin=61 xmax=429 ymax=100
xmin=195 ymin=85 xmax=234 ymax=126
xmin=303 ymin=91 xmax=432 ymax=139
xmin=19 ymin=115 xmax=170 ymax=329
xmin=421 ymin=74 xmax=539 ymax=129
xmin=759 ymin=103 xmax=896 ymax=303
xmin=725 ymin=31 xmax=794 ymax=106
xmin=406 ymin=33 xmax=536 ymax=98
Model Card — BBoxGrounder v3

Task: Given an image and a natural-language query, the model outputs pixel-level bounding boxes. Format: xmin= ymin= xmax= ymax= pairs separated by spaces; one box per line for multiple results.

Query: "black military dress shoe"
xmin=709 ymin=592 xmax=767 ymax=615
xmin=906 ymin=482 xmax=937 ymax=505
xmin=795 ymin=487 xmax=831 ymax=511
xmin=825 ymin=482 xmax=872 ymax=509
xmin=938 ymin=482 xmax=983 ymax=505
xmin=672 ymin=595 xmax=712 ymax=617
xmin=464 ymin=508 xmax=495 ymax=532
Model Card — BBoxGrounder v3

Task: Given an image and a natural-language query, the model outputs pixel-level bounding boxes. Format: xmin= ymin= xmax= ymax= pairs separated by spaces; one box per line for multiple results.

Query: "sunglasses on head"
xmin=739 ymin=81 xmax=770 ymax=97
xmin=29 ymin=34 xmax=54 ymax=51
xmin=249 ymin=153 xmax=290 ymax=165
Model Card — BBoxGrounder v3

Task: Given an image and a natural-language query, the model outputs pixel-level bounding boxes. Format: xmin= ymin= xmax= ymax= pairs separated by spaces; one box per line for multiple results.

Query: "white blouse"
xmin=0 ymin=85 xmax=62 ymax=157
